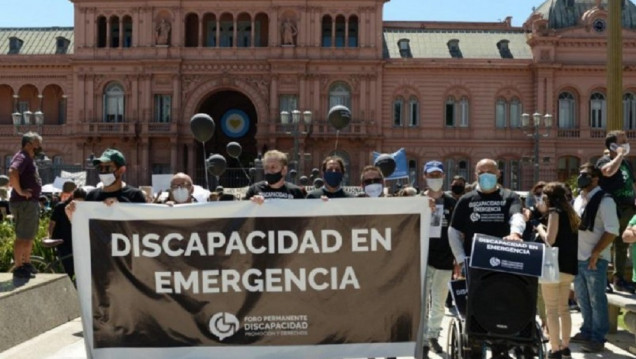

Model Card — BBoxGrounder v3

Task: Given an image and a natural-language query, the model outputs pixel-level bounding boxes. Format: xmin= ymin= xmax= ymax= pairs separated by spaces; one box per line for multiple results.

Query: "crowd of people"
xmin=5 ymin=130 xmax=636 ymax=358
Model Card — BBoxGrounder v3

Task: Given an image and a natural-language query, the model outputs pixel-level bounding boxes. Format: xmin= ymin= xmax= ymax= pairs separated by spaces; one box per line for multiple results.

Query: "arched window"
xmin=623 ymin=92 xmax=636 ymax=130
xmin=557 ymin=156 xmax=580 ymax=182
xmin=219 ymin=13 xmax=233 ymax=47
xmin=185 ymin=13 xmax=199 ymax=47
xmin=97 ymin=16 xmax=107 ymax=48
xmin=335 ymin=15 xmax=346 ymax=47
xmin=558 ymin=92 xmax=576 ymax=129
xmin=322 ymin=15 xmax=332 ymax=47
xmin=254 ymin=13 xmax=269 ymax=47
xmin=237 ymin=13 xmax=251 ymax=47
xmin=459 ymin=97 xmax=470 ymax=127
xmin=103 ymin=83 xmax=125 ymax=123
xmin=510 ymin=97 xmax=522 ymax=128
xmin=203 ymin=13 xmax=217 ymax=47
xmin=122 ymin=16 xmax=133 ymax=48
xmin=328 ymin=82 xmax=351 ymax=112
xmin=495 ymin=98 xmax=507 ymax=128
xmin=589 ymin=92 xmax=606 ymax=129
xmin=348 ymin=16 xmax=358 ymax=47
xmin=393 ymin=97 xmax=403 ymax=126
xmin=409 ymin=97 xmax=419 ymax=127
xmin=109 ymin=16 xmax=120 ymax=47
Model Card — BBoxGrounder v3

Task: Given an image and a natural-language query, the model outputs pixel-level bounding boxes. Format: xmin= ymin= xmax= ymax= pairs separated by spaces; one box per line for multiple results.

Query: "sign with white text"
xmin=469 ymin=233 xmax=544 ymax=277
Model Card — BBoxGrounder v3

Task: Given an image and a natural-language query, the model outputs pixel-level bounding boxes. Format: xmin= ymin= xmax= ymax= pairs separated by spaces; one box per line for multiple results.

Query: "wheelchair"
xmin=445 ymin=270 xmax=547 ymax=359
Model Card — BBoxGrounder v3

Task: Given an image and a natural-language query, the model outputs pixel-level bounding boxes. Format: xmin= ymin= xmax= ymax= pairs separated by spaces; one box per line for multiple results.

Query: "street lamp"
xmin=12 ymin=94 xmax=44 ymax=135
xmin=520 ymin=112 xmax=553 ymax=184
xmin=281 ymin=109 xmax=312 ymax=178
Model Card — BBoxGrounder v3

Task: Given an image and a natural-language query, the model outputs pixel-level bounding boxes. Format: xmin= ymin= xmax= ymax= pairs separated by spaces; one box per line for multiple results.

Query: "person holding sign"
xmin=533 ymin=182 xmax=579 ymax=359
xmin=306 ymin=156 xmax=352 ymax=199
xmin=570 ymin=163 xmax=619 ymax=353
xmin=244 ymin=150 xmax=304 ymax=203
xmin=421 ymin=161 xmax=456 ymax=356
xmin=165 ymin=172 xmax=196 ymax=205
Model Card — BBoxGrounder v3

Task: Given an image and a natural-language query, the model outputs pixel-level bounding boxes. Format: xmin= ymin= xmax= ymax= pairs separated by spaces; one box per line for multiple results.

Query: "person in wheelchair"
xmin=449 ymin=158 xmax=528 ymax=359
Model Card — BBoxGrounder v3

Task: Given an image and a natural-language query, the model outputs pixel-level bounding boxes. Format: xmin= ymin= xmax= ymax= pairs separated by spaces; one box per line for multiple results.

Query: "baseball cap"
xmin=424 ymin=160 xmax=444 ymax=174
xmin=93 ymin=148 xmax=126 ymax=167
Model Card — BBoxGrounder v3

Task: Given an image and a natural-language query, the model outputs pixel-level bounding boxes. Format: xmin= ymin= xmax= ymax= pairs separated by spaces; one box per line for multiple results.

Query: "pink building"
xmin=1 ymin=0 xmax=635 ymax=191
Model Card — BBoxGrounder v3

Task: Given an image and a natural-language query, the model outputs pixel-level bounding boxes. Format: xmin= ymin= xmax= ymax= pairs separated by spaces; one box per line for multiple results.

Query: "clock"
xmin=593 ymin=18 xmax=606 ymax=33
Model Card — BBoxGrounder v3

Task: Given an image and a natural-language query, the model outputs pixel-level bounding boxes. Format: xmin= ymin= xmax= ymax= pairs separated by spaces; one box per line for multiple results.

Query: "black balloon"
xmin=311 ymin=168 xmax=320 ymax=177
xmin=313 ymin=177 xmax=324 ymax=188
xmin=0 ymin=175 xmax=8 ymax=187
xmin=374 ymin=154 xmax=396 ymax=178
xmin=299 ymin=175 xmax=309 ymax=186
xmin=289 ymin=169 xmax=297 ymax=179
xmin=226 ymin=142 xmax=242 ymax=158
xmin=206 ymin=154 xmax=227 ymax=177
xmin=327 ymin=105 xmax=352 ymax=130
xmin=190 ymin=113 xmax=215 ymax=143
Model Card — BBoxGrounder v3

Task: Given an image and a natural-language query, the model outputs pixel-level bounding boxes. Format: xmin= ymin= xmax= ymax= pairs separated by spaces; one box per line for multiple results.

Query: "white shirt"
xmin=573 ymin=186 xmax=619 ymax=261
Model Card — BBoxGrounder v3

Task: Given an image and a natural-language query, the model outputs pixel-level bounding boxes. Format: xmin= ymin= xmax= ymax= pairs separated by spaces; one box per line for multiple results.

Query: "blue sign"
xmin=221 ymin=109 xmax=250 ymax=138
xmin=469 ymin=233 xmax=544 ymax=277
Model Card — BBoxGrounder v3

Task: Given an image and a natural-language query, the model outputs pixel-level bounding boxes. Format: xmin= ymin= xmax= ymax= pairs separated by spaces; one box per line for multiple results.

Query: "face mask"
xmin=364 ymin=183 xmax=384 ymax=197
xmin=172 ymin=187 xmax=190 ymax=203
xmin=33 ymin=147 xmax=43 ymax=156
xmin=451 ymin=184 xmax=464 ymax=195
xmin=535 ymin=195 xmax=543 ymax=205
xmin=623 ymin=143 xmax=631 ymax=156
xmin=323 ymin=171 xmax=343 ymax=188
xmin=265 ymin=171 xmax=283 ymax=185
xmin=577 ymin=174 xmax=591 ymax=189
xmin=478 ymin=173 xmax=498 ymax=192
xmin=426 ymin=178 xmax=444 ymax=192
xmin=99 ymin=173 xmax=117 ymax=187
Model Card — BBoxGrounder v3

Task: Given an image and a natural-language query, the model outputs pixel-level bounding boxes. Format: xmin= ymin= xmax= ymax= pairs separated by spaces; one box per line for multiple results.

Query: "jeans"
xmin=573 ymin=259 xmax=609 ymax=343
xmin=424 ymin=265 xmax=453 ymax=339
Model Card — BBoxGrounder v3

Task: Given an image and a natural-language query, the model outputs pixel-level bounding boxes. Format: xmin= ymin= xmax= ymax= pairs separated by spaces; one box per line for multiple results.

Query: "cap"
xmin=93 ymin=148 xmax=126 ymax=167
xmin=424 ymin=160 xmax=444 ymax=174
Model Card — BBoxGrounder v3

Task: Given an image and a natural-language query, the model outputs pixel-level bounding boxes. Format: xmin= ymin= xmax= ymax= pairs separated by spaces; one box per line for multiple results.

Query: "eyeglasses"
xmin=97 ymin=165 xmax=116 ymax=173
xmin=170 ymin=183 xmax=192 ymax=190
xmin=362 ymin=178 xmax=383 ymax=186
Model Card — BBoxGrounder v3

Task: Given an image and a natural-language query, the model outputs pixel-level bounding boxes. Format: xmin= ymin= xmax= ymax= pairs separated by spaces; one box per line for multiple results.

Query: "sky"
xmin=0 ymin=0 xmax=542 ymax=28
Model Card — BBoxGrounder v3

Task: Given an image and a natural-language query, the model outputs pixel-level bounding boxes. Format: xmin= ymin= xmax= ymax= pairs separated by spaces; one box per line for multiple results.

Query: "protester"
xmin=244 ymin=150 xmax=304 ymax=203
xmin=165 ymin=172 xmax=196 ymax=205
xmin=9 ymin=132 xmax=44 ymax=279
xmin=306 ymin=156 xmax=352 ymax=199
xmin=65 ymin=148 xmax=147 ymax=220
xmin=525 ymin=181 xmax=547 ymax=209
xmin=445 ymin=175 xmax=466 ymax=201
xmin=421 ymin=161 xmax=456 ymax=356
xmin=571 ymin=162 xmax=619 ymax=353
xmin=60 ymin=180 xmax=77 ymax=203
xmin=48 ymin=187 xmax=87 ymax=280
xmin=596 ymin=130 xmax=636 ymax=293
xmin=448 ymin=158 xmax=525 ymax=359
xmin=533 ymin=182 xmax=579 ymax=359
xmin=358 ymin=165 xmax=386 ymax=198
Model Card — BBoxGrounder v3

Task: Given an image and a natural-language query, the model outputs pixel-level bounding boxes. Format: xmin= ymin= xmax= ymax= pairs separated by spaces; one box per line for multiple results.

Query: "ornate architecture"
xmin=1 ymin=0 xmax=636 ymax=190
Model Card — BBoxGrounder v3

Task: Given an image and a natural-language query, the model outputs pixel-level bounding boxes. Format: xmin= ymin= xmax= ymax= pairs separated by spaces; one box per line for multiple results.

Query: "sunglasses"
xmin=362 ymin=178 xmax=383 ymax=186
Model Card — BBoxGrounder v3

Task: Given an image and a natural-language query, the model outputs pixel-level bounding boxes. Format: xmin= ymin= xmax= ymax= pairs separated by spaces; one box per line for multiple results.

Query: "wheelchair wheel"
xmin=512 ymin=322 xmax=546 ymax=359
xmin=446 ymin=317 xmax=466 ymax=359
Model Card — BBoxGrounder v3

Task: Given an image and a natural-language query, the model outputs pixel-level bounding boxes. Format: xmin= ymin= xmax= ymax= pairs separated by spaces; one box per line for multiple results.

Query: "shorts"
xmin=9 ymin=201 xmax=40 ymax=239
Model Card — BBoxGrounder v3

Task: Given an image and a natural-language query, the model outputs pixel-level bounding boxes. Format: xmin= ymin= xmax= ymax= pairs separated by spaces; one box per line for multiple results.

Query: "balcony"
xmin=0 ymin=124 xmax=65 ymax=137
xmin=557 ymin=129 xmax=580 ymax=138
xmin=276 ymin=119 xmax=371 ymax=139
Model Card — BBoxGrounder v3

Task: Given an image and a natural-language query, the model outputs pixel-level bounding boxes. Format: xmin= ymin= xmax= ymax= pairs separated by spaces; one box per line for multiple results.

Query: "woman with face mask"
xmin=358 ymin=165 xmax=385 ymax=198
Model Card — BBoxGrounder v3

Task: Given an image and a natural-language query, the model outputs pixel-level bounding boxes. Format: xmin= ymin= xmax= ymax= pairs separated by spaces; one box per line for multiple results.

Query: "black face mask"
xmin=577 ymin=174 xmax=591 ymax=189
xmin=265 ymin=171 xmax=283 ymax=185
xmin=451 ymin=184 xmax=464 ymax=195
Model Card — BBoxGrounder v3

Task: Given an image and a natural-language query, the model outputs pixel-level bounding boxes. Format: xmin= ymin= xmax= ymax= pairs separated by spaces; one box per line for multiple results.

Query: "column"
xmin=607 ymin=0 xmax=623 ymax=131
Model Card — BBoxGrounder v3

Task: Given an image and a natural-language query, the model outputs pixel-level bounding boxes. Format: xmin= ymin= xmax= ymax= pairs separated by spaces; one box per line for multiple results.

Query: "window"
xmin=393 ymin=98 xmax=403 ymax=126
xmin=58 ymin=97 xmax=67 ymax=124
xmin=398 ymin=39 xmax=412 ymax=58
xmin=237 ymin=14 xmax=251 ymax=47
xmin=444 ymin=158 xmax=470 ymax=187
xmin=8 ymin=37 xmax=23 ymax=54
xmin=103 ymin=83 xmax=124 ymax=122
xmin=624 ymin=92 xmax=636 ymax=130
xmin=408 ymin=159 xmax=417 ymax=186
xmin=558 ymin=92 xmax=576 ymax=129
xmin=109 ymin=17 xmax=120 ymax=47
xmin=55 ymin=37 xmax=70 ymax=54
xmin=497 ymin=40 xmax=513 ymax=59
xmin=185 ymin=13 xmax=199 ymax=47
xmin=447 ymin=39 xmax=462 ymax=58
xmin=497 ymin=159 xmax=521 ymax=190
xmin=322 ymin=16 xmax=332 ymax=47
xmin=557 ymin=156 xmax=580 ymax=182
xmin=204 ymin=15 xmax=217 ymax=47
xmin=589 ymin=92 xmax=606 ymax=129
xmin=409 ymin=97 xmax=419 ymax=126
xmin=220 ymin=14 xmax=233 ymax=47
xmin=328 ymin=82 xmax=351 ymax=111
xmin=459 ymin=97 xmax=469 ymax=127
xmin=279 ymin=94 xmax=298 ymax=114
xmin=348 ymin=16 xmax=358 ymax=47
xmin=154 ymin=95 xmax=171 ymax=123
xmin=445 ymin=97 xmax=455 ymax=127
xmin=97 ymin=16 xmax=107 ymax=48
xmin=335 ymin=16 xmax=346 ymax=47
xmin=495 ymin=98 xmax=507 ymax=128
xmin=510 ymin=97 xmax=522 ymax=128
xmin=123 ymin=16 xmax=133 ymax=48
xmin=152 ymin=163 xmax=171 ymax=175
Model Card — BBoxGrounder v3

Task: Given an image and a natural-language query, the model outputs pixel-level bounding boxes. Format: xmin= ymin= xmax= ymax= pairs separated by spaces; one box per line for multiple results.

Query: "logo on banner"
xmin=470 ymin=213 xmax=480 ymax=222
xmin=209 ymin=312 xmax=240 ymax=341
xmin=489 ymin=257 xmax=501 ymax=267
xmin=221 ymin=109 xmax=250 ymax=138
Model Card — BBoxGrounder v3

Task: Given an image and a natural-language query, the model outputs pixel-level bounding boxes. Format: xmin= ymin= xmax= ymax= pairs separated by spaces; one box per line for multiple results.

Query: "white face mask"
xmin=426 ymin=178 xmax=444 ymax=192
xmin=98 ymin=173 xmax=116 ymax=187
xmin=364 ymin=183 xmax=384 ymax=197
xmin=172 ymin=187 xmax=190 ymax=203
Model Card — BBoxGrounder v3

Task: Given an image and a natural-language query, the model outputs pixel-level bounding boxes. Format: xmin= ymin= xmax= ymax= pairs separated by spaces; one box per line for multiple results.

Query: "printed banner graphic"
xmin=469 ymin=233 xmax=544 ymax=277
xmin=73 ymin=198 xmax=430 ymax=359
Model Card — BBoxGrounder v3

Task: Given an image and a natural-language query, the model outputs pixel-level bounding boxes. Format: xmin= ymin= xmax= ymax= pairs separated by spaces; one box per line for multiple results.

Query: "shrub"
xmin=0 ymin=217 xmax=56 ymax=272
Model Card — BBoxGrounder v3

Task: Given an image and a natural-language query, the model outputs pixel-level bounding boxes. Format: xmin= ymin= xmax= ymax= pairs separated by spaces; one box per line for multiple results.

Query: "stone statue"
xmin=155 ymin=19 xmax=171 ymax=46
xmin=281 ymin=19 xmax=297 ymax=46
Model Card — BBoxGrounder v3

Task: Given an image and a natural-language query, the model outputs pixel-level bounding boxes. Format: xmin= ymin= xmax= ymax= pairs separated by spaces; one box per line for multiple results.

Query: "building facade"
xmin=1 ymin=0 xmax=636 ymax=190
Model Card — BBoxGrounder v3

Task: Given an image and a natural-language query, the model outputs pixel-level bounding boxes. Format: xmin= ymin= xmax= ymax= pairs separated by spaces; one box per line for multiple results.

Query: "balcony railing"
xmin=557 ymin=129 xmax=580 ymax=138
xmin=276 ymin=119 xmax=370 ymax=138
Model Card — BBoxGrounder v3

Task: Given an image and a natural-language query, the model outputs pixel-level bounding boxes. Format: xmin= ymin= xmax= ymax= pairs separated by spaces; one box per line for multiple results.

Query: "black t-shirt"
xmin=595 ymin=155 xmax=636 ymax=205
xmin=428 ymin=193 xmax=457 ymax=270
xmin=244 ymin=181 xmax=305 ymax=200
xmin=86 ymin=186 xmax=147 ymax=203
xmin=450 ymin=187 xmax=522 ymax=256
xmin=306 ymin=187 xmax=352 ymax=199
xmin=550 ymin=208 xmax=578 ymax=276
xmin=51 ymin=199 xmax=73 ymax=254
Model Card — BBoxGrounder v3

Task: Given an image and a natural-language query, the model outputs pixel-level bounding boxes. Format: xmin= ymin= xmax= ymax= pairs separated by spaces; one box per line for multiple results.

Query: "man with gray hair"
xmin=9 ymin=131 xmax=44 ymax=279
